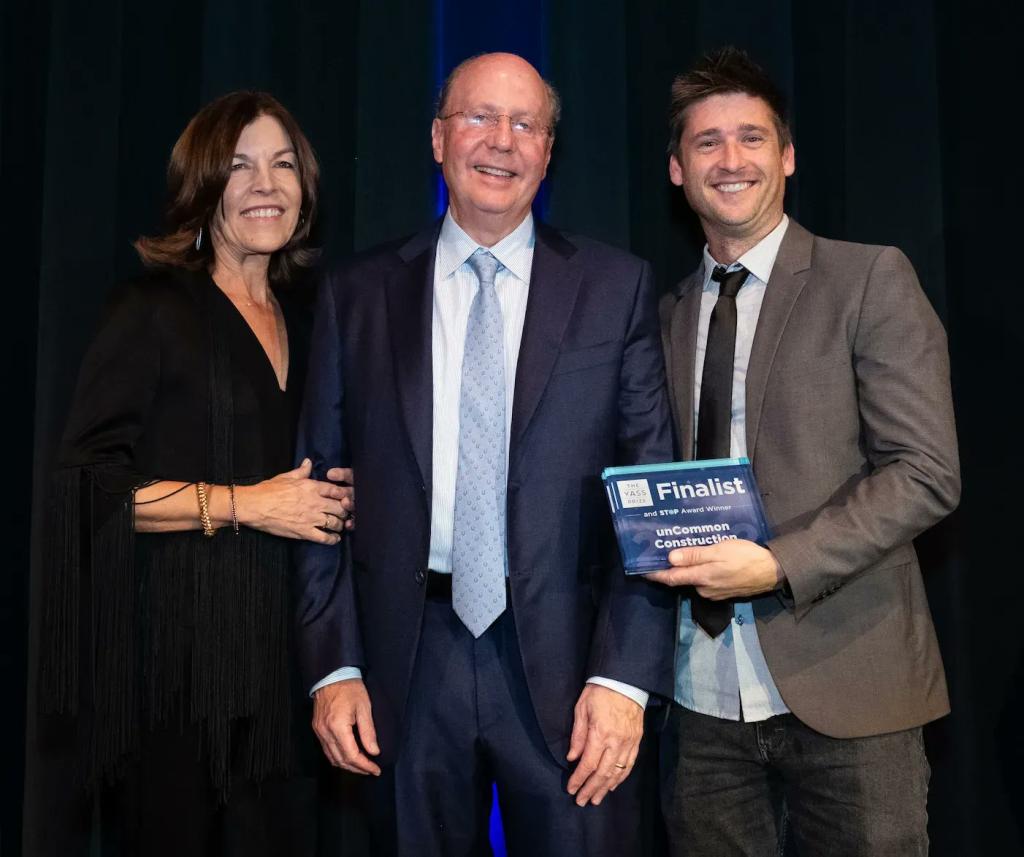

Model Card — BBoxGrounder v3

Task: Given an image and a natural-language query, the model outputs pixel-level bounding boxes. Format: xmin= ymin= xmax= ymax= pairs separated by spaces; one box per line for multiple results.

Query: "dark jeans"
xmin=660 ymin=707 xmax=930 ymax=857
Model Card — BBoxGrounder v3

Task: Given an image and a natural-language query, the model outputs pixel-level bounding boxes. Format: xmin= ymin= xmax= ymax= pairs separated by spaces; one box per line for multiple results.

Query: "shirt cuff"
xmin=310 ymin=666 xmax=362 ymax=697
xmin=586 ymin=676 xmax=649 ymax=709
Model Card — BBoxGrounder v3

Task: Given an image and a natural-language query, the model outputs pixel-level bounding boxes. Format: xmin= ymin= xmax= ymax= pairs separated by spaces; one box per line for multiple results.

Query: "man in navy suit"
xmin=294 ymin=52 xmax=675 ymax=856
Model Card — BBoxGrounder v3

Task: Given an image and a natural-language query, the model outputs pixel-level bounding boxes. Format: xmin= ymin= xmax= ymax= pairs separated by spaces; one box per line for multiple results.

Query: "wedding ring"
xmin=324 ymin=514 xmax=331 ymax=529
xmin=614 ymin=763 xmax=627 ymax=769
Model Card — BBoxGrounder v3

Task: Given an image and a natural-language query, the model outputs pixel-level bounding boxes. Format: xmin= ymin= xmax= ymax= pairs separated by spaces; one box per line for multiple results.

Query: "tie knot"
xmin=467 ymin=249 xmax=501 ymax=287
xmin=711 ymin=265 xmax=749 ymax=298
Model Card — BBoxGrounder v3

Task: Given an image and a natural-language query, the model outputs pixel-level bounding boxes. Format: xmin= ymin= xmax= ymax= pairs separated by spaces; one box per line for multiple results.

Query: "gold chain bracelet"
xmin=228 ymin=483 xmax=240 ymax=535
xmin=196 ymin=482 xmax=216 ymax=537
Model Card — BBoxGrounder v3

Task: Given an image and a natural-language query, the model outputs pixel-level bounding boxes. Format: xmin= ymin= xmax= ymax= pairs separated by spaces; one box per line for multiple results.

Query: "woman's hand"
xmin=235 ymin=459 xmax=350 ymax=544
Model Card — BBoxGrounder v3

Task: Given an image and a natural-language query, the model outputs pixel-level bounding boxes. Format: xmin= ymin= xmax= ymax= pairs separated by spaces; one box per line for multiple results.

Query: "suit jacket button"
xmin=414 ymin=569 xmax=426 ymax=585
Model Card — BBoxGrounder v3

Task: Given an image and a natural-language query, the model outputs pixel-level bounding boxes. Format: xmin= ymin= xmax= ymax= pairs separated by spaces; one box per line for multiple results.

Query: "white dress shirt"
xmin=674 ymin=215 xmax=791 ymax=722
xmin=426 ymin=211 xmax=533 ymax=572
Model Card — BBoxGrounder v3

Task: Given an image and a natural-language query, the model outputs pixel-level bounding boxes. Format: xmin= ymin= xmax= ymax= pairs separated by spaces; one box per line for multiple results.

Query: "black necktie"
xmin=692 ymin=264 xmax=748 ymax=638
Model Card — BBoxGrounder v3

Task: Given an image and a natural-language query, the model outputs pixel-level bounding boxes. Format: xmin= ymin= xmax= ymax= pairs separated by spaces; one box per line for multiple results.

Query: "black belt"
xmin=424 ymin=571 xmax=510 ymax=601
xmin=425 ymin=570 xmax=453 ymax=599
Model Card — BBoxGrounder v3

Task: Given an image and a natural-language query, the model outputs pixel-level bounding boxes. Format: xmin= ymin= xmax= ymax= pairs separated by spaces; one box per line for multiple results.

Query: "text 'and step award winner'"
xmin=602 ymin=458 xmax=772 ymax=575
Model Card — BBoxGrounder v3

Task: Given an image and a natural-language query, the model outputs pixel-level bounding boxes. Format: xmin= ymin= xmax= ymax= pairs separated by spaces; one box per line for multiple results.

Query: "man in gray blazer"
xmin=650 ymin=47 xmax=960 ymax=856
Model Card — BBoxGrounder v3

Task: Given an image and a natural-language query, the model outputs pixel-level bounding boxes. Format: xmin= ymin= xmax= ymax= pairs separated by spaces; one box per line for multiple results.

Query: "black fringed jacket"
xmin=41 ymin=269 xmax=308 ymax=793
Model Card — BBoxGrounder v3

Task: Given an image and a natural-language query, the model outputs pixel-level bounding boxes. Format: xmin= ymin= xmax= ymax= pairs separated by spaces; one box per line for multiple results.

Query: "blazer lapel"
xmin=666 ymin=274 xmax=702 ymax=461
xmin=509 ymin=224 xmax=583 ymax=465
xmin=745 ymin=220 xmax=814 ymax=461
xmin=385 ymin=225 xmax=440 ymax=493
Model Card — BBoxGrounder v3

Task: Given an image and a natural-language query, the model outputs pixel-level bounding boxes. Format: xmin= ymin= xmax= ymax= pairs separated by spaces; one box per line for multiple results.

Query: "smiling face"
xmin=669 ymin=92 xmax=795 ymax=254
xmin=211 ymin=114 xmax=302 ymax=266
xmin=431 ymin=53 xmax=553 ymax=246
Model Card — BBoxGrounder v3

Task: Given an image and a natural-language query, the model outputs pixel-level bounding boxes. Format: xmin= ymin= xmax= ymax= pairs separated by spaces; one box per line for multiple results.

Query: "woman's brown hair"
xmin=135 ymin=91 xmax=319 ymax=283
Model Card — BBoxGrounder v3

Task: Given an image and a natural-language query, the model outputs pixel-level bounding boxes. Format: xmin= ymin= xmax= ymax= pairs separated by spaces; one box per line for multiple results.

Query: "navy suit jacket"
xmin=293 ymin=221 xmax=676 ymax=766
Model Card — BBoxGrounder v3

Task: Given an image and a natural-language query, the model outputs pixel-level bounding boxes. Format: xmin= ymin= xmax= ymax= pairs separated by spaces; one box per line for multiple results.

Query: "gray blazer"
xmin=659 ymin=219 xmax=961 ymax=739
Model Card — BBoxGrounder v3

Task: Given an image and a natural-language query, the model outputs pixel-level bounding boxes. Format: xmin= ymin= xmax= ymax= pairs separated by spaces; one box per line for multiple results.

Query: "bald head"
xmin=430 ymin=51 xmax=556 ymax=247
xmin=436 ymin=52 xmax=561 ymax=133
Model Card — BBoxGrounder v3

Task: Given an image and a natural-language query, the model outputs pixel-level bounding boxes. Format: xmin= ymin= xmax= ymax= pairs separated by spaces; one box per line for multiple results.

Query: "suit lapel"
xmin=509 ymin=224 xmax=582 ymax=466
xmin=386 ymin=225 xmax=440 ymax=493
xmin=667 ymin=274 xmax=702 ymax=461
xmin=744 ymin=220 xmax=814 ymax=461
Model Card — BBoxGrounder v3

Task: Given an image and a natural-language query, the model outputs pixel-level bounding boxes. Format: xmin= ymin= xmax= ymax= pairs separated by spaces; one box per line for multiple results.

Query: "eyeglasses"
xmin=437 ymin=111 xmax=551 ymax=139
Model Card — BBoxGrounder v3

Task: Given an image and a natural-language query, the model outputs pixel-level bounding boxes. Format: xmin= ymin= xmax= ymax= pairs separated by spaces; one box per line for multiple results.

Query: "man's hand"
xmin=325 ymin=466 xmax=355 ymax=530
xmin=566 ymin=684 xmax=644 ymax=807
xmin=645 ymin=539 xmax=783 ymax=599
xmin=312 ymin=678 xmax=380 ymax=775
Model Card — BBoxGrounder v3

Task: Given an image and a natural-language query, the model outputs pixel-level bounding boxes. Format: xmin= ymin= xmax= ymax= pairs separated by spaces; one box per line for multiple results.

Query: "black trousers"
xmin=100 ymin=717 xmax=317 ymax=857
xmin=660 ymin=706 xmax=930 ymax=857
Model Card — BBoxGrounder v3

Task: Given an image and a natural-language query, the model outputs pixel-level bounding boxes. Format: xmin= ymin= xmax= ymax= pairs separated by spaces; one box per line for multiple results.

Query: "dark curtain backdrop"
xmin=4 ymin=0 xmax=1020 ymax=854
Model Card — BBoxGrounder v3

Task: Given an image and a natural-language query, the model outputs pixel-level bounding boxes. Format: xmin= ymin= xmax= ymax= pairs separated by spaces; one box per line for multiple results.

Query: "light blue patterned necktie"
xmin=452 ymin=249 xmax=507 ymax=638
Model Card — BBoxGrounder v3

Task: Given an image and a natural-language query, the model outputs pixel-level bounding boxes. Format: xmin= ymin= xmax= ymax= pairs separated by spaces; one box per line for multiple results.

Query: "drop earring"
xmin=195 ymin=227 xmax=203 ymax=251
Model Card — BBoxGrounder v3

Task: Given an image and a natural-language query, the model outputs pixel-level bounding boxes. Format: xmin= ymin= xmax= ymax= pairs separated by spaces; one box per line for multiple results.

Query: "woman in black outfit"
xmin=40 ymin=91 xmax=349 ymax=856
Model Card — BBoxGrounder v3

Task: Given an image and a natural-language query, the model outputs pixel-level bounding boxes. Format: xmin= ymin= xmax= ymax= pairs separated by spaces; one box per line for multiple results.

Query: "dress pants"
xmin=364 ymin=587 xmax=651 ymax=857
xmin=660 ymin=706 xmax=930 ymax=857
xmin=101 ymin=716 xmax=317 ymax=857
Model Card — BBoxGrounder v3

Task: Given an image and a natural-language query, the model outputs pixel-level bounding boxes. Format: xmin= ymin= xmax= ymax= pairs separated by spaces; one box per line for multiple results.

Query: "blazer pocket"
xmin=816 ymin=550 xmax=915 ymax=601
xmin=551 ymin=340 xmax=620 ymax=376
xmin=862 ymin=547 xmax=915 ymax=577
xmin=771 ymin=353 xmax=851 ymax=384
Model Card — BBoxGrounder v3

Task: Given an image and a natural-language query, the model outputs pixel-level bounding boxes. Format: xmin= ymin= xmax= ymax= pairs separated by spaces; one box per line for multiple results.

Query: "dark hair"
xmin=435 ymin=53 xmax=563 ymax=136
xmin=667 ymin=46 xmax=791 ymax=156
xmin=135 ymin=91 xmax=319 ymax=284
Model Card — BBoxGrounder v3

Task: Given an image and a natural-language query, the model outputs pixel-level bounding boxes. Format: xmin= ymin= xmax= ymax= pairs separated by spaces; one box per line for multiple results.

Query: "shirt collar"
xmin=701 ymin=214 xmax=790 ymax=290
xmin=436 ymin=209 xmax=535 ymax=284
